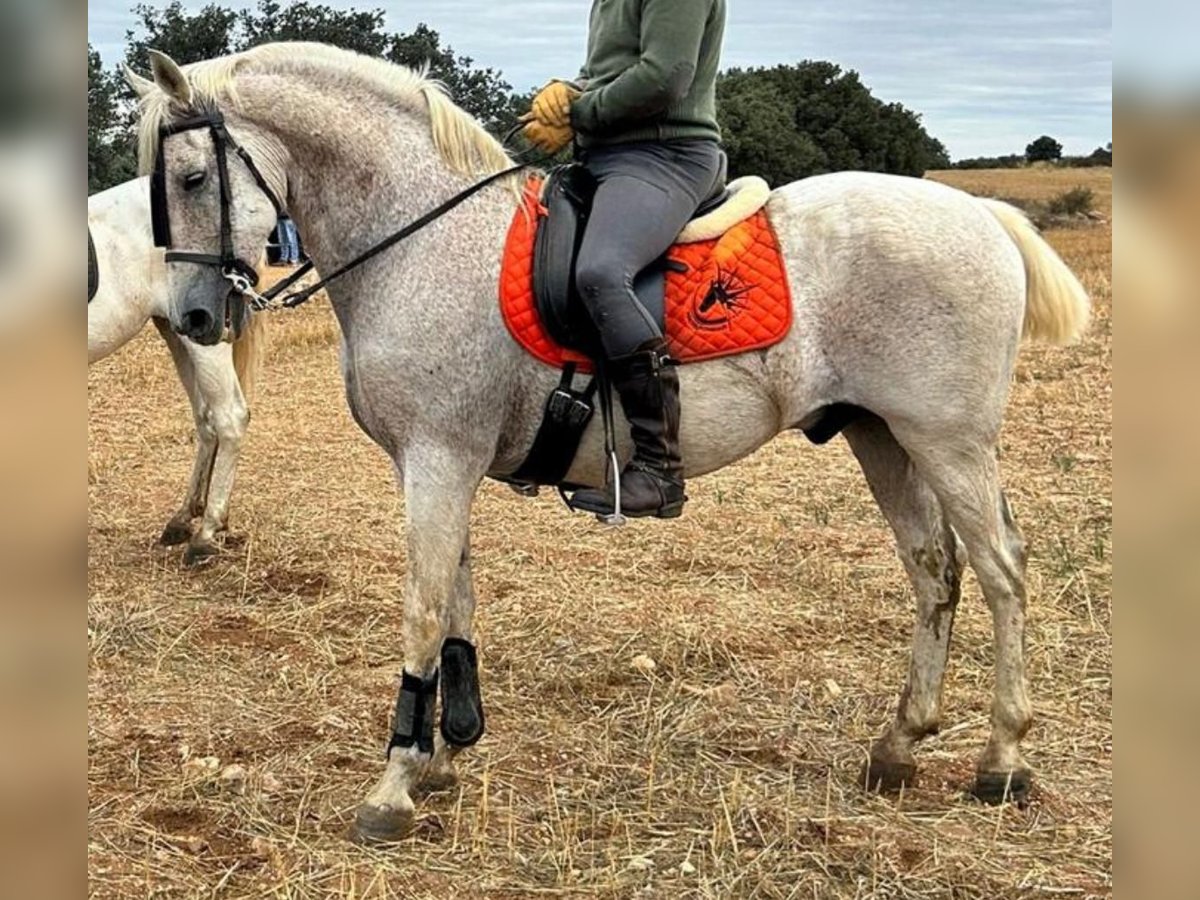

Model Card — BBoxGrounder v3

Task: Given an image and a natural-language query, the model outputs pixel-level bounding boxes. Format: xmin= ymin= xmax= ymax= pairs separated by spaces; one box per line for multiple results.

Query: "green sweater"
xmin=570 ymin=0 xmax=726 ymax=148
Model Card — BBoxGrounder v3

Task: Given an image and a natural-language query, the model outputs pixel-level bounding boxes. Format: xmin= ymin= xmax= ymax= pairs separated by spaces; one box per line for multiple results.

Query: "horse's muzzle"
xmin=173 ymin=273 xmax=232 ymax=345
xmin=178 ymin=307 xmax=223 ymax=344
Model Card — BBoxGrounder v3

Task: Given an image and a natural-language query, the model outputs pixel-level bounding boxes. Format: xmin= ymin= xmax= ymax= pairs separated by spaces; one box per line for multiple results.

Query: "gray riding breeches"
xmin=575 ymin=139 xmax=723 ymax=358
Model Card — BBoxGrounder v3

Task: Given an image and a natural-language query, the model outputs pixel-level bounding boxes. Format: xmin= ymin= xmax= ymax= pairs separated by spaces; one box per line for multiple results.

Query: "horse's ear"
xmin=122 ymin=64 xmax=156 ymax=100
xmin=148 ymin=49 xmax=192 ymax=105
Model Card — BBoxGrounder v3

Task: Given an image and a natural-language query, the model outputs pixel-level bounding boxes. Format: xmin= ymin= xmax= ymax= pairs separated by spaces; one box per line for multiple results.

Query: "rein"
xmin=255 ymin=162 xmax=525 ymax=311
xmin=153 ymin=108 xmax=529 ymax=313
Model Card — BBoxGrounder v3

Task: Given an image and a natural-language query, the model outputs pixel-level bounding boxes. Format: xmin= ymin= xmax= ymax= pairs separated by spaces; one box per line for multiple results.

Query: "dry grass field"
xmin=88 ymin=167 xmax=1111 ymax=898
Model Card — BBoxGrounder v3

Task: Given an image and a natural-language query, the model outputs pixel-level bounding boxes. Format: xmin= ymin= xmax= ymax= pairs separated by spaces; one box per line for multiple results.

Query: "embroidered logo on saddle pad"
xmin=499 ymin=178 xmax=792 ymax=372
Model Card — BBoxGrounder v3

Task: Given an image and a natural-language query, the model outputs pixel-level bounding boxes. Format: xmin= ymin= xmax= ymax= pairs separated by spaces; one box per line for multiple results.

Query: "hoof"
xmin=352 ymin=802 xmax=415 ymax=844
xmin=972 ymin=768 xmax=1032 ymax=806
xmin=861 ymin=758 xmax=917 ymax=794
xmin=159 ymin=520 xmax=192 ymax=546
xmin=183 ymin=542 xmax=219 ymax=567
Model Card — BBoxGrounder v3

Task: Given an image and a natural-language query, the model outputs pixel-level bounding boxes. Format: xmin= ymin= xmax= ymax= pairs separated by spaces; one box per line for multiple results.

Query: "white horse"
xmin=133 ymin=44 xmax=1089 ymax=842
xmin=88 ymin=176 xmax=265 ymax=564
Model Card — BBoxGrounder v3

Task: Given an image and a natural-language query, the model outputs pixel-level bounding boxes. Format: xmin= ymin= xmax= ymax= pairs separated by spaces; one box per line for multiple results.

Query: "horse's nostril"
xmin=182 ymin=309 xmax=214 ymax=339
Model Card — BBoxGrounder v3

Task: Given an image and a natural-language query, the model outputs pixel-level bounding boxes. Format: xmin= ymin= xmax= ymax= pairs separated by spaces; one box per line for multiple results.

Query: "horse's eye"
xmin=182 ymin=171 xmax=207 ymax=191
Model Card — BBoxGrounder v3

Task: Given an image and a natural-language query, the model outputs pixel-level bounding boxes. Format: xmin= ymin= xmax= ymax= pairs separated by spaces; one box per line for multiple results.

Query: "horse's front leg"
xmin=183 ymin=345 xmax=249 ymax=565
xmin=154 ymin=320 xmax=216 ymax=547
xmin=419 ymin=526 xmax=485 ymax=794
xmin=354 ymin=447 xmax=483 ymax=842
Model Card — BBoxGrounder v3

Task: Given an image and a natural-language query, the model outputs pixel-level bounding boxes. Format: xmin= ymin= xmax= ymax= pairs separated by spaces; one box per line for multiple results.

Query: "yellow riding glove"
xmin=522 ymin=118 xmax=574 ymax=154
xmin=531 ymin=81 xmax=581 ymax=128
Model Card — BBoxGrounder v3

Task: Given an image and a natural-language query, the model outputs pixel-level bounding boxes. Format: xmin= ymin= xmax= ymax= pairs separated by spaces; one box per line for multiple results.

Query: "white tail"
xmin=980 ymin=199 xmax=1091 ymax=345
xmin=232 ymin=311 xmax=267 ymax=402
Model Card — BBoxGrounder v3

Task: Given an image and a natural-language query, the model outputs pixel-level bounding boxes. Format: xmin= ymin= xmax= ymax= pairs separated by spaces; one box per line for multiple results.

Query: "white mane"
xmin=136 ymin=42 xmax=514 ymax=180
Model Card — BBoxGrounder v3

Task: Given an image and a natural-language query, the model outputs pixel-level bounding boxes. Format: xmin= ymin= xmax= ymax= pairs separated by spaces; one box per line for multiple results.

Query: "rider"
xmin=523 ymin=0 xmax=727 ymax=519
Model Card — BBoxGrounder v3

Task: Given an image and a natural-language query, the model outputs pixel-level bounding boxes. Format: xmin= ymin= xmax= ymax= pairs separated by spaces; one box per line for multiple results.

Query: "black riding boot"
xmin=571 ymin=340 xmax=686 ymax=519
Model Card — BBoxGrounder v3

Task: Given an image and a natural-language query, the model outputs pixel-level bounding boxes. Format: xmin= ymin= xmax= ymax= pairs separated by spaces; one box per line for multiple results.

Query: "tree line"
xmin=90 ymin=0 xmax=952 ymax=193
xmin=89 ymin=1 xmax=519 ymax=191
xmin=951 ymin=135 xmax=1112 ymax=170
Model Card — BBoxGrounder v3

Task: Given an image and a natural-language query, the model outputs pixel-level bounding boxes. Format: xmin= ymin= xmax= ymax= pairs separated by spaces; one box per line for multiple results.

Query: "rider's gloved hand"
xmin=531 ymin=81 xmax=581 ymax=128
xmin=521 ymin=116 xmax=574 ymax=154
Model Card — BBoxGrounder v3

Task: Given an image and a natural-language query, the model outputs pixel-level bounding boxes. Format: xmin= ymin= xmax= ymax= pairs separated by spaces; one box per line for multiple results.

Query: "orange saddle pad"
xmin=499 ymin=178 xmax=792 ymax=372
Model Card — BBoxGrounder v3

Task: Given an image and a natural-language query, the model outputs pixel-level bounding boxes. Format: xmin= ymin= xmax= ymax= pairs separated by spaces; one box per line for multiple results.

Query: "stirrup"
xmin=598 ymin=447 xmax=627 ymax=527
xmin=572 ymin=448 xmax=626 ymax=527
xmin=591 ymin=371 xmax=625 ymax=527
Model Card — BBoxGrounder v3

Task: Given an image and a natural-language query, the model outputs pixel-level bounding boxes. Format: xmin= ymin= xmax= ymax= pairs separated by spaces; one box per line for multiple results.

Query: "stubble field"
xmin=88 ymin=166 xmax=1112 ymax=898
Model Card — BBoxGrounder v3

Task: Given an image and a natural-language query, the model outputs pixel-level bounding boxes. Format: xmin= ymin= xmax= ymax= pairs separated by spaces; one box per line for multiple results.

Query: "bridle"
xmin=150 ymin=110 xmax=286 ymax=306
xmin=151 ymin=108 xmax=529 ymax=315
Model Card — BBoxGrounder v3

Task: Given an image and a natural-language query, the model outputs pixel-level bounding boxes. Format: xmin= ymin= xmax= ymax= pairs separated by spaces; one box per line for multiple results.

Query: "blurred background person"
xmin=275 ymin=211 xmax=300 ymax=266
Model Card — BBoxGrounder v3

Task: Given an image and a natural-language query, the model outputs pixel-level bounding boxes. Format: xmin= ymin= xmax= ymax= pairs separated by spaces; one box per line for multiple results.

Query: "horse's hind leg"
xmin=845 ymin=416 xmax=965 ymax=792
xmin=897 ymin=428 xmax=1033 ymax=804
xmin=354 ymin=447 xmax=483 ymax=842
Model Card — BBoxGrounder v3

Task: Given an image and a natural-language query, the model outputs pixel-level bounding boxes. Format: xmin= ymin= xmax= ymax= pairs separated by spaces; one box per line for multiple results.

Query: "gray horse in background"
xmin=132 ymin=43 xmax=1089 ymax=842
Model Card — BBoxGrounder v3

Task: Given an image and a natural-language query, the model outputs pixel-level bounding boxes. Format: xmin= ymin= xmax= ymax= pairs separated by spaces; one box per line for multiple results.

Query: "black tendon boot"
xmin=571 ymin=340 xmax=686 ymax=519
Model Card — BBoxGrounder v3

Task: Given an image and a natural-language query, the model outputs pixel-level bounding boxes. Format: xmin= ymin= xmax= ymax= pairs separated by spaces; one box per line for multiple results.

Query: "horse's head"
xmin=132 ymin=51 xmax=286 ymax=345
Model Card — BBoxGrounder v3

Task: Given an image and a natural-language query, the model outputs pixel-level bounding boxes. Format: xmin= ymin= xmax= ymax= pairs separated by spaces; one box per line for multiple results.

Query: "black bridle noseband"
xmin=151 ymin=110 xmax=286 ymax=299
xmin=152 ymin=109 xmax=529 ymax=314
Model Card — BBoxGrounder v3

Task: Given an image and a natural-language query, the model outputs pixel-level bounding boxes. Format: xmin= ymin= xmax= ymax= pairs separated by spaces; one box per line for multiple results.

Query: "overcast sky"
xmin=88 ymin=0 xmax=1111 ymax=159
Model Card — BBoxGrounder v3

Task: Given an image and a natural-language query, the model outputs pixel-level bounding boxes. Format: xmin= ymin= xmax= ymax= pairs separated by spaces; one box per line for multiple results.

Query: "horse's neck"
xmin=238 ymin=82 xmax=483 ymax=309
xmin=90 ymin=178 xmax=167 ymax=322
xmin=87 ymin=178 xmax=167 ymax=359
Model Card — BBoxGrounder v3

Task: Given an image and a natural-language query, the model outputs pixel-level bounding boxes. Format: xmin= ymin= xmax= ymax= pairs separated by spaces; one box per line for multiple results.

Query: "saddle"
xmin=532 ymin=156 xmax=732 ymax=356
xmin=498 ymin=162 xmax=789 ymax=487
